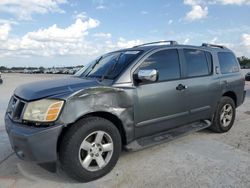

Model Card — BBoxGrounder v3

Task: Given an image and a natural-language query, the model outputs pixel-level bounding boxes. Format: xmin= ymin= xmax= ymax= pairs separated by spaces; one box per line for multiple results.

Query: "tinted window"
xmin=140 ymin=49 xmax=180 ymax=81
xmin=184 ymin=49 xmax=211 ymax=77
xmin=84 ymin=51 xmax=142 ymax=79
xmin=205 ymin=51 xmax=213 ymax=74
xmin=218 ymin=52 xmax=239 ymax=74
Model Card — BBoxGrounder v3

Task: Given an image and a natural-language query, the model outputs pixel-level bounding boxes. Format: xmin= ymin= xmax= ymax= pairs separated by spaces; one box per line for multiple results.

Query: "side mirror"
xmin=136 ymin=69 xmax=158 ymax=83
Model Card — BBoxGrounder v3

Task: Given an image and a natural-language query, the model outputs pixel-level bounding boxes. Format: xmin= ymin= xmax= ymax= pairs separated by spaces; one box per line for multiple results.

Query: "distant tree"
xmin=10 ymin=67 xmax=25 ymax=70
xmin=39 ymin=66 xmax=45 ymax=71
xmin=0 ymin=66 xmax=7 ymax=71
xmin=238 ymin=56 xmax=250 ymax=68
xmin=27 ymin=67 xmax=36 ymax=70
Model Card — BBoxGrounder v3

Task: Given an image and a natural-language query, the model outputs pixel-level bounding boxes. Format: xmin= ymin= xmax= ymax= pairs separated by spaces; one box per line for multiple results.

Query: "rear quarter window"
xmin=218 ymin=52 xmax=239 ymax=74
xmin=184 ymin=49 xmax=212 ymax=77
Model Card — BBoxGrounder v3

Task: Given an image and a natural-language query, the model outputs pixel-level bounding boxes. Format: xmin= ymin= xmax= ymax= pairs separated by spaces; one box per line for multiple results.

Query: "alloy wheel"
xmin=78 ymin=131 xmax=114 ymax=172
xmin=220 ymin=104 xmax=233 ymax=127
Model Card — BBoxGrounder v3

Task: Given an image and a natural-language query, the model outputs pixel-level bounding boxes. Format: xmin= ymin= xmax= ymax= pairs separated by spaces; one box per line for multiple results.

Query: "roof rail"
xmin=133 ymin=40 xmax=178 ymax=48
xmin=202 ymin=43 xmax=226 ymax=49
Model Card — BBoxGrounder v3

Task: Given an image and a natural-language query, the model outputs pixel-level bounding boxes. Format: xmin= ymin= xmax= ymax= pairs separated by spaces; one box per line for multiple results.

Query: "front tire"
xmin=210 ymin=96 xmax=236 ymax=133
xmin=59 ymin=117 xmax=121 ymax=182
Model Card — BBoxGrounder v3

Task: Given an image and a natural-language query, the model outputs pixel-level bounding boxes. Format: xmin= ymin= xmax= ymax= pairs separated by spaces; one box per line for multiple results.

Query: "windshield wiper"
xmin=100 ymin=53 xmax=122 ymax=82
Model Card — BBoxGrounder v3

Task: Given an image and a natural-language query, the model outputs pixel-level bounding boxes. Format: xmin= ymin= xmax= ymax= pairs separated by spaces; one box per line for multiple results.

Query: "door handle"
xmin=176 ymin=84 xmax=187 ymax=91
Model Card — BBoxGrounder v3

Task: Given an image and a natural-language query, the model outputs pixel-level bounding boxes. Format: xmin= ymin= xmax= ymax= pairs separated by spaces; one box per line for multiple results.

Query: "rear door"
xmin=133 ymin=49 xmax=189 ymax=138
xmin=181 ymin=48 xmax=221 ymax=122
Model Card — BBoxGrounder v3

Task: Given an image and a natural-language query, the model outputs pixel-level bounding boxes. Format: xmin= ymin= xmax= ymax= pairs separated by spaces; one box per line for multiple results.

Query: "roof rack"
xmin=133 ymin=40 xmax=178 ymax=48
xmin=202 ymin=43 xmax=226 ymax=49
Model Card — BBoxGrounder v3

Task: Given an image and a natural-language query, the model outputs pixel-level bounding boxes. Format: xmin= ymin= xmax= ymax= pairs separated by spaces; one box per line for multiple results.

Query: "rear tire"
xmin=59 ymin=117 xmax=121 ymax=182
xmin=210 ymin=96 xmax=236 ymax=133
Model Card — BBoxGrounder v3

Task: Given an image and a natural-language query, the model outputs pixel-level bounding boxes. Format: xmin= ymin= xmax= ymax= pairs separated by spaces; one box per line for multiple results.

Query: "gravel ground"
xmin=0 ymin=73 xmax=250 ymax=188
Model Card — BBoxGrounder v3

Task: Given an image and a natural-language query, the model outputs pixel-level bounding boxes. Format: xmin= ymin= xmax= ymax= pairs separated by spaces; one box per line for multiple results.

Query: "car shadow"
xmin=0 ymin=151 xmax=130 ymax=184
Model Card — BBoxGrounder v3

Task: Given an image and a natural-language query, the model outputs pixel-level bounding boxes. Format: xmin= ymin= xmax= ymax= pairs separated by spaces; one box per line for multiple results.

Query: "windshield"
xmin=75 ymin=50 xmax=142 ymax=79
xmin=74 ymin=59 xmax=97 ymax=77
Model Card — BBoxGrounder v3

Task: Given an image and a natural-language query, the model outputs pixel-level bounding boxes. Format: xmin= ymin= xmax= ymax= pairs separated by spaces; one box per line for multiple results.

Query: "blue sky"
xmin=0 ymin=0 xmax=250 ymax=67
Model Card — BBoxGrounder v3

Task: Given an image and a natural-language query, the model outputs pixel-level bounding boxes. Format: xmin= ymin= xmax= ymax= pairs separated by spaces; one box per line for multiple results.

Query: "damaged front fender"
xmin=59 ymin=86 xmax=136 ymax=143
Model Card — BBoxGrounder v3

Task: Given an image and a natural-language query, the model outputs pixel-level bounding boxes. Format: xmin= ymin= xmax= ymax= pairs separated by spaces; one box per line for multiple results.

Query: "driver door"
xmin=133 ymin=49 xmax=189 ymax=138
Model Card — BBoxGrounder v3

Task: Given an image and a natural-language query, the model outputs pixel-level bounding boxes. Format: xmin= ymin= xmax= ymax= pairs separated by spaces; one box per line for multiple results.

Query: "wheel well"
xmin=57 ymin=112 xmax=127 ymax=153
xmin=223 ymin=91 xmax=237 ymax=106
xmin=85 ymin=112 xmax=127 ymax=145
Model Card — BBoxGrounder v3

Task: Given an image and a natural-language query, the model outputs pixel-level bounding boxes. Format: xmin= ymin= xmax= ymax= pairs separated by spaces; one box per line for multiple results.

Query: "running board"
xmin=125 ymin=120 xmax=211 ymax=151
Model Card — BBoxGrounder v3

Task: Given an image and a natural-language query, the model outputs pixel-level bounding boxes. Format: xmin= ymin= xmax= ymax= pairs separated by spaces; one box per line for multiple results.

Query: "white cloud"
xmin=184 ymin=0 xmax=208 ymax=21
xmin=0 ymin=0 xmax=67 ymax=20
xmin=185 ymin=5 xmax=208 ymax=21
xmin=210 ymin=34 xmax=250 ymax=57
xmin=241 ymin=33 xmax=250 ymax=54
xmin=210 ymin=37 xmax=218 ymax=43
xmin=184 ymin=0 xmax=250 ymax=6
xmin=93 ymin=32 xmax=112 ymax=39
xmin=0 ymin=19 xmax=18 ymax=25
xmin=183 ymin=0 xmax=250 ymax=21
xmin=242 ymin=33 xmax=250 ymax=46
xmin=183 ymin=38 xmax=190 ymax=44
xmin=93 ymin=0 xmax=108 ymax=10
xmin=207 ymin=25 xmax=250 ymax=36
xmin=116 ymin=37 xmax=142 ymax=48
xmin=0 ymin=16 xmax=100 ymax=57
xmin=0 ymin=15 xmax=144 ymax=58
xmin=184 ymin=0 xmax=203 ymax=6
xmin=184 ymin=0 xmax=250 ymax=5
xmin=217 ymin=0 xmax=250 ymax=5
xmin=168 ymin=19 xmax=173 ymax=25
xmin=25 ymin=18 xmax=99 ymax=43
xmin=74 ymin=12 xmax=88 ymax=20
xmin=96 ymin=5 xmax=107 ymax=9
xmin=0 ymin=23 xmax=11 ymax=40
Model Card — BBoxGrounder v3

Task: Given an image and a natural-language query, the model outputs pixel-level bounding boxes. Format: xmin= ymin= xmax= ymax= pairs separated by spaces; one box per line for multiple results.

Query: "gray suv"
xmin=5 ymin=41 xmax=246 ymax=182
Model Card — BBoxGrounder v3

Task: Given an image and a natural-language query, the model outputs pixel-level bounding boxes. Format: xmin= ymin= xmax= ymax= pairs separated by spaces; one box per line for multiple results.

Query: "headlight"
xmin=23 ymin=99 xmax=64 ymax=122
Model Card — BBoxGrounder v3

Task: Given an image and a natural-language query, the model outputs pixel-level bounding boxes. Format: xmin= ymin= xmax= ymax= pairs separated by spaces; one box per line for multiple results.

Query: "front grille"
xmin=7 ymin=96 xmax=26 ymax=122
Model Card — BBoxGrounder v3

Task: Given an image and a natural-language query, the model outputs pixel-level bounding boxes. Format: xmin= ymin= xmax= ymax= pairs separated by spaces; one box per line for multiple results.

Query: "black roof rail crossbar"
xmin=202 ymin=43 xmax=226 ymax=49
xmin=133 ymin=40 xmax=178 ymax=48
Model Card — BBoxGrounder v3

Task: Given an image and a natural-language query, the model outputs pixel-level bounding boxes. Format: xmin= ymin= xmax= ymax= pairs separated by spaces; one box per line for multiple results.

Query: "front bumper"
xmin=5 ymin=114 xmax=63 ymax=164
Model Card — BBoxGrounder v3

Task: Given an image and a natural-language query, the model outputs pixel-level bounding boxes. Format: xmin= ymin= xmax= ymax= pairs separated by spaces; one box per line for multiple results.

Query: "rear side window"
xmin=218 ymin=52 xmax=239 ymax=74
xmin=184 ymin=49 xmax=212 ymax=77
xmin=140 ymin=49 xmax=180 ymax=81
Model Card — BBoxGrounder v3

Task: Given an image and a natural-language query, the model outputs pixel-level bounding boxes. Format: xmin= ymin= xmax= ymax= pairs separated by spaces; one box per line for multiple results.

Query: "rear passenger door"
xmin=181 ymin=48 xmax=221 ymax=122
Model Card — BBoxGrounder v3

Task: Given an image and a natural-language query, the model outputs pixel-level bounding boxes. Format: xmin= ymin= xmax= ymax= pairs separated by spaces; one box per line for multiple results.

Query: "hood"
xmin=14 ymin=76 xmax=100 ymax=101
